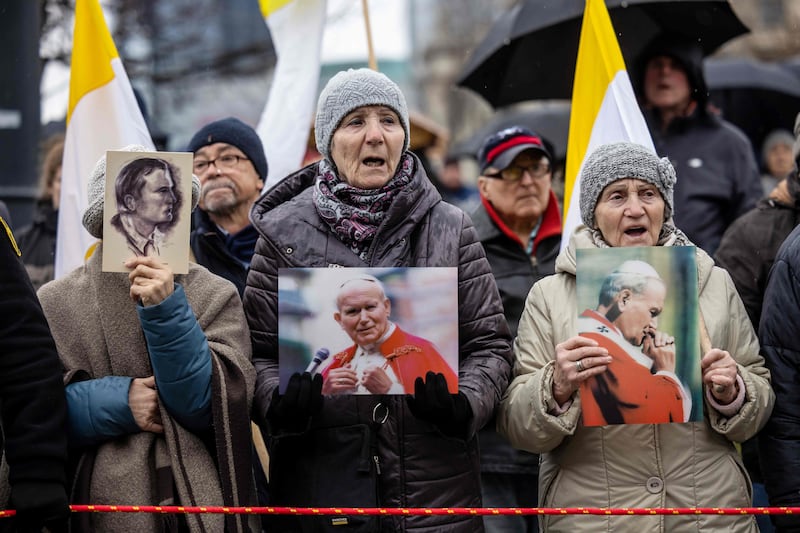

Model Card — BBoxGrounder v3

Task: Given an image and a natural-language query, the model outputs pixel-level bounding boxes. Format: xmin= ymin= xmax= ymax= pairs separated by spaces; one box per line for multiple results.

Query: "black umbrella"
xmin=705 ymin=57 xmax=800 ymax=153
xmin=457 ymin=0 xmax=749 ymax=107
xmin=450 ymin=101 xmax=571 ymax=161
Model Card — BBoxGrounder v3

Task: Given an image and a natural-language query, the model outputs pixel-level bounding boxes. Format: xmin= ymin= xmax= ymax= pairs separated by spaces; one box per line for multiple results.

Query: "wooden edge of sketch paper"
xmin=251 ymin=422 xmax=270 ymax=482
xmin=698 ymin=312 xmax=725 ymax=395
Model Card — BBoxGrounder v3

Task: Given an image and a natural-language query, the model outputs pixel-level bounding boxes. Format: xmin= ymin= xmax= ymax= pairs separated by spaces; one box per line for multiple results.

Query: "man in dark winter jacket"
xmin=635 ymin=33 xmax=761 ymax=255
xmin=472 ymin=126 xmax=562 ymax=533
xmin=717 ymin=112 xmax=800 ymax=533
xmin=758 ymin=223 xmax=800 ymax=532
xmin=716 ymin=112 xmax=800 ymax=330
xmin=0 ymin=216 xmax=70 ymax=532
xmin=188 ymin=117 xmax=268 ymax=297
xmin=188 ymin=118 xmax=270 ymax=524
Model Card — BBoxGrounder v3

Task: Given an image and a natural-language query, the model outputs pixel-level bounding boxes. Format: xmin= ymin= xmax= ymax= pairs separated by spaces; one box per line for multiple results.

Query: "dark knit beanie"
xmin=187 ymin=117 xmax=269 ymax=181
xmin=579 ymin=142 xmax=676 ymax=230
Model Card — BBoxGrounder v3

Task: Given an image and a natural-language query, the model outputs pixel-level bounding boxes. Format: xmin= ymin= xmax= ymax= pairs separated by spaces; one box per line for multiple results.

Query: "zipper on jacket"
xmin=373 ymin=454 xmax=381 ymax=475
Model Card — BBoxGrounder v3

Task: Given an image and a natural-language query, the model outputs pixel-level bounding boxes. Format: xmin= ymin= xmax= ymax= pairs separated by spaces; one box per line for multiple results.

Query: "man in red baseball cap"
xmin=471 ymin=125 xmax=562 ymax=533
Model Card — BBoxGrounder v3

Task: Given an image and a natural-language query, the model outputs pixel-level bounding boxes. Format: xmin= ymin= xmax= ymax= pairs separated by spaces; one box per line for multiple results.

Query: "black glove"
xmin=406 ymin=371 xmax=472 ymax=438
xmin=267 ymin=372 xmax=323 ymax=433
xmin=10 ymin=481 xmax=69 ymax=533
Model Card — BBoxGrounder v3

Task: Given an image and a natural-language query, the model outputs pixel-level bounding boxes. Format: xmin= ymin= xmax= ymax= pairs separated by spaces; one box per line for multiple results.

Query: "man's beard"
xmin=203 ymin=183 xmax=241 ymax=217
xmin=206 ymin=198 xmax=241 ymax=217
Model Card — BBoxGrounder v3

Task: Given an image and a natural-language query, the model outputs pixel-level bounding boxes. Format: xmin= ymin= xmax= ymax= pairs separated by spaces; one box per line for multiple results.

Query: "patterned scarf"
xmin=313 ymin=154 xmax=414 ymax=261
xmin=589 ymin=220 xmax=693 ymax=248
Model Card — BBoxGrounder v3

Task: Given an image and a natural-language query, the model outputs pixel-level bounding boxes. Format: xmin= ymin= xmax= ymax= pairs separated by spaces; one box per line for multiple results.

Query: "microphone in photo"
xmin=305 ymin=348 xmax=330 ymax=375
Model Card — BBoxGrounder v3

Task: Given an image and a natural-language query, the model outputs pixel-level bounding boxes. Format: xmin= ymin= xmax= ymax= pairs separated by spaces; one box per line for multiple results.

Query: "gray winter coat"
xmin=243 ymin=154 xmax=513 ymax=532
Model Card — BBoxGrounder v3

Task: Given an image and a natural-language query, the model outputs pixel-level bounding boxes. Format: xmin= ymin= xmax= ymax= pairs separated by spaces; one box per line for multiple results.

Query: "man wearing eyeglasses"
xmin=188 ymin=117 xmax=268 ymax=297
xmin=471 ymin=125 xmax=562 ymax=533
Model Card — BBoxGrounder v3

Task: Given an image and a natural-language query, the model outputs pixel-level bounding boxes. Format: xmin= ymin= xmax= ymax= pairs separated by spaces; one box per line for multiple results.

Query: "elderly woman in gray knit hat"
xmin=498 ymin=142 xmax=774 ymax=533
xmin=36 ymin=146 xmax=259 ymax=532
xmin=243 ymin=68 xmax=512 ymax=532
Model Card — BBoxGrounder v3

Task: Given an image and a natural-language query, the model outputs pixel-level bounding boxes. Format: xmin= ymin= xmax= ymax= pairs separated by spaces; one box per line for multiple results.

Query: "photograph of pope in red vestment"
xmin=278 ymin=268 xmax=459 ymax=395
xmin=576 ymin=248 xmax=701 ymax=426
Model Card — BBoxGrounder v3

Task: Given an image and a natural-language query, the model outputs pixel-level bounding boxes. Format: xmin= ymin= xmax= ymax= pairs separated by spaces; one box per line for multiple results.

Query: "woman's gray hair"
xmin=598 ymin=260 xmax=664 ymax=306
xmin=579 ymin=142 xmax=676 ymax=230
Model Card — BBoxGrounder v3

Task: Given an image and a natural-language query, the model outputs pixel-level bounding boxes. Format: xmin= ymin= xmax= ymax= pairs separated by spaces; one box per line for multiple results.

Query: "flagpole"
xmin=361 ymin=0 xmax=378 ymax=70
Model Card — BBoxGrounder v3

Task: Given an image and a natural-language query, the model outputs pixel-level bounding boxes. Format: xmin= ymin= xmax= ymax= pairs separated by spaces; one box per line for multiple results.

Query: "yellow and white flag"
xmin=257 ymin=0 xmax=327 ymax=190
xmin=561 ymin=0 xmax=654 ymax=250
xmin=56 ymin=0 xmax=153 ymax=278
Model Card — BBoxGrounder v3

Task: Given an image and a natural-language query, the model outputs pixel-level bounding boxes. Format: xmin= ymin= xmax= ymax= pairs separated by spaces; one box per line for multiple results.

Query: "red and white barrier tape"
xmin=0 ymin=506 xmax=797 ymax=518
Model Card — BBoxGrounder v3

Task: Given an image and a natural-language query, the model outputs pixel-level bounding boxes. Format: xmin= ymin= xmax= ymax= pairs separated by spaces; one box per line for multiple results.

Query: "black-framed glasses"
xmin=193 ymin=154 xmax=249 ymax=173
xmin=485 ymin=161 xmax=551 ymax=182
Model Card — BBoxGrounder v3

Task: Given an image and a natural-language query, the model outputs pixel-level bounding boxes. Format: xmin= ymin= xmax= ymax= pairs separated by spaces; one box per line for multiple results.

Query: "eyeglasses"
xmin=485 ymin=161 xmax=551 ymax=182
xmin=192 ymin=154 xmax=249 ymax=173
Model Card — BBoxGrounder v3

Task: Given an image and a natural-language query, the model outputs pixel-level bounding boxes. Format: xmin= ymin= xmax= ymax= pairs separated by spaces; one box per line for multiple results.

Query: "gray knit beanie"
xmin=579 ymin=142 xmax=676 ymax=230
xmin=82 ymin=145 xmax=201 ymax=238
xmin=794 ymin=112 xmax=800 ymax=163
xmin=314 ymin=68 xmax=410 ymax=164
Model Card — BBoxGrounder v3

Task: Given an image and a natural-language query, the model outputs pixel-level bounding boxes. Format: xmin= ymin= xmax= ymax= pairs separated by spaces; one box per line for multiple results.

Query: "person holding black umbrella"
xmin=635 ymin=33 xmax=762 ymax=255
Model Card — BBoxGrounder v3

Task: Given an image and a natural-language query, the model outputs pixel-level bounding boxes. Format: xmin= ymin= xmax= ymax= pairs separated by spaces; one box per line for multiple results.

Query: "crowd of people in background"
xmin=1 ymin=30 xmax=799 ymax=533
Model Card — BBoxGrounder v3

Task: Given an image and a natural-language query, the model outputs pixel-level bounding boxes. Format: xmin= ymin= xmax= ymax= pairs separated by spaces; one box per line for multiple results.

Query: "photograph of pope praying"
xmin=277 ymin=267 xmax=459 ymax=395
xmin=575 ymin=246 xmax=703 ymax=426
xmin=102 ymin=149 xmax=193 ymax=273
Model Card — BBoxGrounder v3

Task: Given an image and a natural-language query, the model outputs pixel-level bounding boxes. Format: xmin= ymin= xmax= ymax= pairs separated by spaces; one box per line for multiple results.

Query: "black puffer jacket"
xmin=243 ymin=155 xmax=513 ymax=533
xmin=758 ymin=224 xmax=800 ymax=532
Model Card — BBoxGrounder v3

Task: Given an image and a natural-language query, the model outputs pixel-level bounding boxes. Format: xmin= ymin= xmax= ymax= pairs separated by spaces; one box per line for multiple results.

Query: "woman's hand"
xmin=642 ymin=330 xmax=676 ymax=373
xmin=126 ymin=256 xmax=174 ymax=306
xmin=553 ymin=336 xmax=611 ymax=406
xmin=322 ymin=367 xmax=358 ymax=395
xmin=129 ymin=376 xmax=163 ymax=434
xmin=701 ymin=348 xmax=739 ymax=404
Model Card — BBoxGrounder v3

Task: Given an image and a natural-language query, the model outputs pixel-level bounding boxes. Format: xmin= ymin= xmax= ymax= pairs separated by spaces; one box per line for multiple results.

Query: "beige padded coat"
xmin=498 ymin=227 xmax=775 ymax=532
